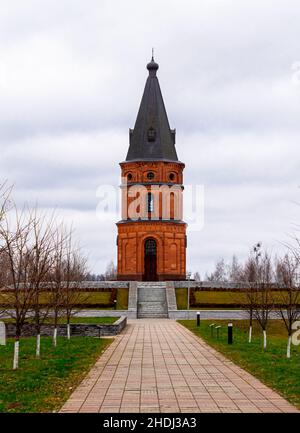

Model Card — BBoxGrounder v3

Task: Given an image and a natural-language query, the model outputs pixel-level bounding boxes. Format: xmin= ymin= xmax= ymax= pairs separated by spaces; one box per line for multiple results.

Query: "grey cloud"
xmin=1 ymin=0 xmax=300 ymax=274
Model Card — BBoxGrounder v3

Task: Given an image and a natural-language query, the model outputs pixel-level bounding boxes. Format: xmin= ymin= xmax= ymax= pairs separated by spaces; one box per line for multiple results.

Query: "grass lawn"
xmin=71 ymin=288 xmax=128 ymax=310
xmin=0 ymin=288 xmax=129 ymax=310
xmin=116 ymin=288 xmax=129 ymax=310
xmin=176 ymin=288 xmax=189 ymax=309
xmin=67 ymin=316 xmax=118 ymax=324
xmin=0 ymin=336 xmax=112 ymax=413
xmin=75 ymin=289 xmax=128 ymax=309
xmin=179 ymin=319 xmax=300 ymax=409
xmin=175 ymin=288 xmax=291 ymax=309
xmin=176 ymin=288 xmax=243 ymax=309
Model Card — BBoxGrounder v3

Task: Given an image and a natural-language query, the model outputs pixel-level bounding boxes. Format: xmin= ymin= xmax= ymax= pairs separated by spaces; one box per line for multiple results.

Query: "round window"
xmin=127 ymin=173 xmax=133 ymax=181
xmin=147 ymin=172 xmax=155 ymax=180
xmin=169 ymin=173 xmax=175 ymax=181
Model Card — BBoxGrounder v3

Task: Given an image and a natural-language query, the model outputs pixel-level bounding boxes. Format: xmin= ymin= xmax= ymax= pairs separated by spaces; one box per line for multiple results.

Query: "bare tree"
xmin=104 ymin=260 xmax=117 ymax=281
xmin=0 ymin=249 xmax=11 ymax=284
xmin=85 ymin=272 xmax=105 ymax=281
xmin=28 ymin=210 xmax=57 ymax=357
xmin=240 ymin=251 xmax=258 ymax=343
xmin=205 ymin=258 xmax=228 ymax=282
xmin=228 ymin=255 xmax=243 ymax=282
xmin=60 ymin=231 xmax=88 ymax=339
xmin=0 ymin=250 xmax=11 ymax=311
xmin=0 ymin=182 xmax=12 ymax=316
xmin=0 ymin=182 xmax=12 ymax=223
xmin=193 ymin=271 xmax=201 ymax=282
xmin=0 ymin=187 xmax=90 ymax=364
xmin=0 ymin=206 xmax=36 ymax=369
xmin=48 ymin=225 xmax=66 ymax=347
xmin=251 ymin=244 xmax=274 ymax=351
xmin=186 ymin=270 xmax=192 ymax=280
xmin=238 ymin=243 xmax=274 ymax=348
xmin=275 ymin=254 xmax=300 ymax=358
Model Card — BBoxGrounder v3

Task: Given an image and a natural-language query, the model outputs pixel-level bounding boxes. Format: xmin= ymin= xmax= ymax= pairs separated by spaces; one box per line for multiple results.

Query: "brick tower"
xmin=116 ymin=57 xmax=187 ymax=281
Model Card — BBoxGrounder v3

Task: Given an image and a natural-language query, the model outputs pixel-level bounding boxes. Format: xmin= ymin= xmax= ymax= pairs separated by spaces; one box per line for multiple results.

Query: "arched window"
xmin=145 ymin=238 xmax=156 ymax=256
xmin=170 ymin=192 xmax=175 ymax=220
xmin=147 ymin=192 xmax=154 ymax=213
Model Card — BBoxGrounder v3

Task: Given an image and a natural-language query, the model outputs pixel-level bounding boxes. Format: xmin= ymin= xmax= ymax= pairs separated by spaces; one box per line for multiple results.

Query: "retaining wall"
xmin=5 ymin=316 xmax=127 ymax=337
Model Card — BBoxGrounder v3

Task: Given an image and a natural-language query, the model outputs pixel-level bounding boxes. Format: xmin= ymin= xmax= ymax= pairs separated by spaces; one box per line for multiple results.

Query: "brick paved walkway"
xmin=60 ymin=319 xmax=298 ymax=413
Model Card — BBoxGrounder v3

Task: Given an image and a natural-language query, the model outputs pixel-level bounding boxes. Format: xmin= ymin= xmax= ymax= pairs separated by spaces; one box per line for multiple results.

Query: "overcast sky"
xmin=1 ymin=0 xmax=300 ymax=277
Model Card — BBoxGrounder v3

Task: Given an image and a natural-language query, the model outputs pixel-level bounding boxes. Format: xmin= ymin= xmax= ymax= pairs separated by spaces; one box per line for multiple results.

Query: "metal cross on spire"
xmin=126 ymin=55 xmax=178 ymax=162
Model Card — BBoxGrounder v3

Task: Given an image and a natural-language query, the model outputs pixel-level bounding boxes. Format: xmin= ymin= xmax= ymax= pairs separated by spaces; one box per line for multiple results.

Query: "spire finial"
xmin=147 ymin=49 xmax=159 ymax=74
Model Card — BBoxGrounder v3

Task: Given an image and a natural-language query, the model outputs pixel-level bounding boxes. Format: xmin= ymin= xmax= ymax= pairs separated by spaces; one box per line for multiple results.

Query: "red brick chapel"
xmin=117 ymin=57 xmax=187 ymax=281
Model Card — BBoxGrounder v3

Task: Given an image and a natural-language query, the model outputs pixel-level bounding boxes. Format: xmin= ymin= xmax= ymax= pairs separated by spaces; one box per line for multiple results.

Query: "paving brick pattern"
xmin=60 ymin=320 xmax=298 ymax=413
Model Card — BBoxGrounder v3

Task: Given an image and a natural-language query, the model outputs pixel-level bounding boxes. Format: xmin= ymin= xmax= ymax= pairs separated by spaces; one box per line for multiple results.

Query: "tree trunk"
xmin=36 ymin=333 xmax=41 ymax=358
xmin=248 ymin=325 xmax=252 ymax=343
xmin=263 ymin=329 xmax=267 ymax=351
xmin=248 ymin=309 xmax=253 ymax=343
xmin=53 ymin=309 xmax=58 ymax=347
xmin=35 ymin=305 xmax=41 ymax=357
xmin=287 ymin=335 xmax=292 ymax=358
xmin=13 ymin=338 xmax=20 ymax=370
xmin=53 ymin=328 xmax=58 ymax=347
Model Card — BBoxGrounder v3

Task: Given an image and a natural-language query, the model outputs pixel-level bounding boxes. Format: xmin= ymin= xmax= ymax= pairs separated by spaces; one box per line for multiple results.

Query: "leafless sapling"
xmin=275 ymin=254 xmax=300 ymax=358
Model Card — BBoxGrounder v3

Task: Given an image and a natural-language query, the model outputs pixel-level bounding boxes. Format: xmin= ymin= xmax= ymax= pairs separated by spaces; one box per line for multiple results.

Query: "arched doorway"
xmin=143 ymin=238 xmax=158 ymax=281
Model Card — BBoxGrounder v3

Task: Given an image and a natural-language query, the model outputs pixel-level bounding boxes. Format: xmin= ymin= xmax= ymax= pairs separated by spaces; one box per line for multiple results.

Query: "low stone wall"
xmin=168 ymin=310 xmax=248 ymax=320
xmin=173 ymin=281 xmax=285 ymax=290
xmin=2 ymin=280 xmax=288 ymax=292
xmin=1 ymin=281 xmax=130 ymax=292
xmin=78 ymin=310 xmax=137 ymax=319
xmin=169 ymin=309 xmax=283 ymax=320
xmin=5 ymin=316 xmax=127 ymax=338
xmin=174 ymin=282 xmax=249 ymax=290
xmin=77 ymin=281 xmax=129 ymax=290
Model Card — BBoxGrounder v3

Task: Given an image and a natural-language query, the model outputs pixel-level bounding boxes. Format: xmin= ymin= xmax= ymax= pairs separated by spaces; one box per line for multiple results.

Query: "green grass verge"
xmin=0 ymin=336 xmax=112 ymax=413
xmin=175 ymin=288 xmax=293 ymax=309
xmin=67 ymin=316 xmax=118 ymax=324
xmin=116 ymin=288 xmax=129 ymax=310
xmin=176 ymin=288 xmax=188 ymax=309
xmin=0 ymin=288 xmax=129 ymax=310
xmin=176 ymin=288 xmax=242 ymax=309
xmin=2 ymin=316 xmax=118 ymax=325
xmin=179 ymin=319 xmax=300 ymax=409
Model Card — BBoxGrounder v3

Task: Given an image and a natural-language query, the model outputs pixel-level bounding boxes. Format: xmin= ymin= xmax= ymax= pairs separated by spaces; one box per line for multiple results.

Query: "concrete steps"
xmin=137 ymin=283 xmax=168 ymax=318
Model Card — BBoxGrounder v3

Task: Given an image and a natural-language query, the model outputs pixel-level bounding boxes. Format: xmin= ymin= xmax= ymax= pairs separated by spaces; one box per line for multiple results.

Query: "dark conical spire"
xmin=126 ymin=56 xmax=178 ymax=162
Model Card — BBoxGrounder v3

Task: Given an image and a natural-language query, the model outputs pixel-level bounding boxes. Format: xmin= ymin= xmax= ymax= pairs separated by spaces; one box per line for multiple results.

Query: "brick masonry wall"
xmin=5 ymin=316 xmax=127 ymax=338
xmin=117 ymin=160 xmax=187 ymax=281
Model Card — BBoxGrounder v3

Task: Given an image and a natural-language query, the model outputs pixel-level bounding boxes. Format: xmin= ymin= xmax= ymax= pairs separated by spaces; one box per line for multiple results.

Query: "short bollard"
xmin=197 ymin=311 xmax=200 ymax=327
xmin=209 ymin=323 xmax=215 ymax=337
xmin=228 ymin=323 xmax=233 ymax=344
xmin=215 ymin=325 xmax=221 ymax=339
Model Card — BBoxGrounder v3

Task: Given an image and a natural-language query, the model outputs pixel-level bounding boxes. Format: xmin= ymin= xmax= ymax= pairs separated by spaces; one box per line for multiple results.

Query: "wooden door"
xmin=143 ymin=239 xmax=157 ymax=281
